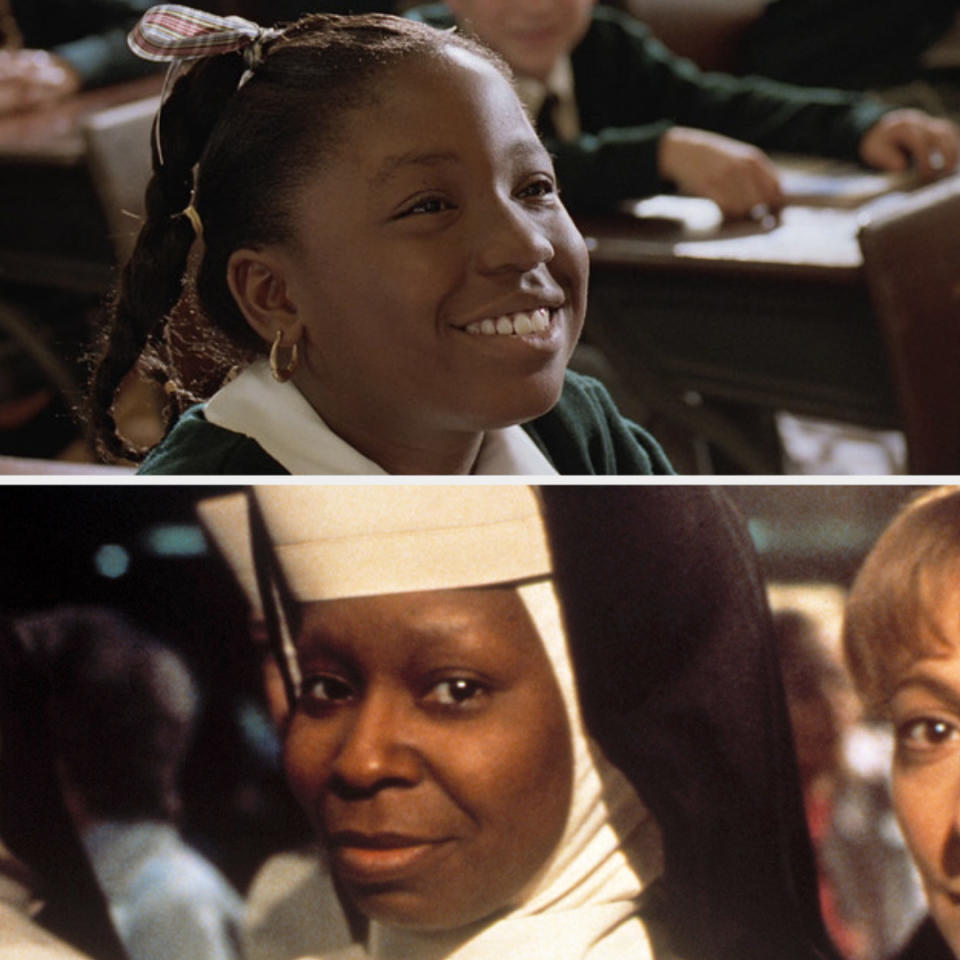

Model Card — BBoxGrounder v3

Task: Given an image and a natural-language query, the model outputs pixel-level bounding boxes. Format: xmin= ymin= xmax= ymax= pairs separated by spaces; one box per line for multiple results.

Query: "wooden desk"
xmin=576 ymin=173 xmax=958 ymax=473
xmin=0 ymin=74 xmax=161 ymax=293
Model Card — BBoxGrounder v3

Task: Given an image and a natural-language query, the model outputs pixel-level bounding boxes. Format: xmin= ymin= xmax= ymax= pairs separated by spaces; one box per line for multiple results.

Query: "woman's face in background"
xmin=889 ymin=588 xmax=960 ymax=955
xmin=272 ymin=587 xmax=573 ymax=930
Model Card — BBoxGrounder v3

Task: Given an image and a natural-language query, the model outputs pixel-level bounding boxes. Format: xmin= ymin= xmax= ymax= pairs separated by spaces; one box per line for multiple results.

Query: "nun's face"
xmin=274 ymin=587 xmax=573 ymax=930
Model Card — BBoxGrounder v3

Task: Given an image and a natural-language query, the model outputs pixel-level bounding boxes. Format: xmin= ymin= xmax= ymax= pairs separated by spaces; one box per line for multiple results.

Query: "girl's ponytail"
xmin=86 ymin=54 xmax=245 ymax=462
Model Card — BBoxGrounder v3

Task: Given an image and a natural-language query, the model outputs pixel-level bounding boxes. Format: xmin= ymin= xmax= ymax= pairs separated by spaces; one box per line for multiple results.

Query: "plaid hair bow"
xmin=128 ymin=6 xmax=281 ymax=168
xmin=128 ymin=4 xmax=280 ymax=63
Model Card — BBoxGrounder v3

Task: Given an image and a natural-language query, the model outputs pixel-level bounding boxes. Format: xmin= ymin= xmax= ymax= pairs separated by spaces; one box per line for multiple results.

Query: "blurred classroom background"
xmin=3 ymin=1 xmax=960 ymax=474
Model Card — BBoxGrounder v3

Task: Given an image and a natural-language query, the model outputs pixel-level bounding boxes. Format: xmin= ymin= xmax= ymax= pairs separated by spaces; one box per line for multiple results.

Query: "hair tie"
xmin=128 ymin=6 xmax=281 ymax=167
xmin=128 ymin=5 xmax=280 ymax=67
xmin=180 ymin=202 xmax=203 ymax=241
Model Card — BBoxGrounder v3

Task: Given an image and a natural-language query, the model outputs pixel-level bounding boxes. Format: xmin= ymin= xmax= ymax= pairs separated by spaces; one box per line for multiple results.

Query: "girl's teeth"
xmin=466 ymin=308 xmax=552 ymax=336
xmin=513 ymin=312 xmax=534 ymax=335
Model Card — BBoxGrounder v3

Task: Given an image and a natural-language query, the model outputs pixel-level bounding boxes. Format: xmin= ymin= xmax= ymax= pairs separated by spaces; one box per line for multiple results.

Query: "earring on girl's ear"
xmin=269 ymin=330 xmax=299 ymax=383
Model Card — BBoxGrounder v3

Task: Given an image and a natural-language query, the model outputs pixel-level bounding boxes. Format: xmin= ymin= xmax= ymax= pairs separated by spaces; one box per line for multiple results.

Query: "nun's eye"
xmin=301 ymin=674 xmax=354 ymax=705
xmin=424 ymin=678 xmax=488 ymax=709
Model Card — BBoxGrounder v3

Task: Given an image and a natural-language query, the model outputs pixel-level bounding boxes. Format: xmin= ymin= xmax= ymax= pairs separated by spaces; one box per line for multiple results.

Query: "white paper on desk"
xmin=622 ymin=195 xmax=865 ymax=267
xmin=672 ymin=206 xmax=864 ymax=268
xmin=774 ymin=155 xmax=919 ymax=207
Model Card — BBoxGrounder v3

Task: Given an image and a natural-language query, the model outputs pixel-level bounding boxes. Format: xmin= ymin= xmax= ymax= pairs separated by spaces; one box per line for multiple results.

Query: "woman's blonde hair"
xmin=843 ymin=486 xmax=960 ymax=716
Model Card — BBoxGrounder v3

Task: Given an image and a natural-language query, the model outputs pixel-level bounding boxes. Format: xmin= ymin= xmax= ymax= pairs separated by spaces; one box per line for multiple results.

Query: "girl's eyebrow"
xmin=374 ymin=150 xmax=460 ymax=185
xmin=373 ymin=137 xmax=549 ymax=186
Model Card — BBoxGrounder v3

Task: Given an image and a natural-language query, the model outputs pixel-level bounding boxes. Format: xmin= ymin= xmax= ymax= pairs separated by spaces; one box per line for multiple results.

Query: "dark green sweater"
xmin=137 ymin=370 xmax=673 ymax=475
xmin=408 ymin=3 xmax=892 ymax=212
xmin=744 ymin=0 xmax=960 ymax=90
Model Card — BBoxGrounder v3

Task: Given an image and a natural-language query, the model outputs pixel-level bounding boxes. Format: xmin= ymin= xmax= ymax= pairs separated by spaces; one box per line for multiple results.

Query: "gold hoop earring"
xmin=269 ymin=330 xmax=299 ymax=383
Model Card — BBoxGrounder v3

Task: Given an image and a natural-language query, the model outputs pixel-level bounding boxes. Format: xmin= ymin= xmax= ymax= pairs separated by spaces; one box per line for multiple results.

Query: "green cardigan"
xmin=137 ymin=370 xmax=674 ymax=475
xmin=407 ymin=3 xmax=892 ymax=212
xmin=743 ymin=0 xmax=960 ymax=90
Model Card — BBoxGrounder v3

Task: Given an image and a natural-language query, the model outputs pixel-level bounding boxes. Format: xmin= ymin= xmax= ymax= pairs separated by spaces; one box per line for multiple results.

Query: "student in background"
xmin=407 ymin=0 xmax=960 ymax=218
xmin=0 ymin=616 xmax=126 ymax=960
xmin=16 ymin=606 xmax=246 ymax=960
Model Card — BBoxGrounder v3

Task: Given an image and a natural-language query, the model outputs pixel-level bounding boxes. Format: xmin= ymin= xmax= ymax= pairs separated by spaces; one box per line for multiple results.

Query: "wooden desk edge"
xmin=0 ymin=74 xmax=163 ymax=165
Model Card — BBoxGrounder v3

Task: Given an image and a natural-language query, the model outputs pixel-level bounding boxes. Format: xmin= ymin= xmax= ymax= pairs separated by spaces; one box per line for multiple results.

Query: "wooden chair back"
xmin=82 ymin=95 xmax=159 ymax=263
xmin=858 ymin=175 xmax=960 ymax=473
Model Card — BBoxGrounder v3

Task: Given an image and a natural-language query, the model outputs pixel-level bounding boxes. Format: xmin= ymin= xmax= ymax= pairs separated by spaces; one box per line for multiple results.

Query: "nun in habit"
xmin=198 ymin=485 xmax=834 ymax=960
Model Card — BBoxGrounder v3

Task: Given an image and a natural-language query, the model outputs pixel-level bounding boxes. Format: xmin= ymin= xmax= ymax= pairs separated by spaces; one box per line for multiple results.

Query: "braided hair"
xmin=85 ymin=14 xmax=509 ymax=463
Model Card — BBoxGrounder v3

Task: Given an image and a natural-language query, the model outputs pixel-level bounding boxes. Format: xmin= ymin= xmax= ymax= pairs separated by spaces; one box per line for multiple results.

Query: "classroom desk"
xmin=575 ymin=170 xmax=958 ymax=473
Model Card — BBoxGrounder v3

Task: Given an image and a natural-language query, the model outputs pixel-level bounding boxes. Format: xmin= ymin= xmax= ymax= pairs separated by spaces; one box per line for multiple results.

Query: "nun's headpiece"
xmin=198 ymin=485 xmax=552 ymax=703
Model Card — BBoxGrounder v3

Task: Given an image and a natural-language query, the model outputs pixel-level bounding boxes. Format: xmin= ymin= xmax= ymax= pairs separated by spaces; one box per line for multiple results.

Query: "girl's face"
xmin=273 ymin=587 xmax=573 ymax=930
xmin=255 ymin=48 xmax=588 ymax=469
xmin=889 ymin=595 xmax=960 ymax=954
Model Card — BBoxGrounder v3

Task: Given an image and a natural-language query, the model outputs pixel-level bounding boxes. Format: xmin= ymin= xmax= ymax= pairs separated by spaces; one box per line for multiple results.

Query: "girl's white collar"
xmin=204 ymin=360 xmax=558 ymax=475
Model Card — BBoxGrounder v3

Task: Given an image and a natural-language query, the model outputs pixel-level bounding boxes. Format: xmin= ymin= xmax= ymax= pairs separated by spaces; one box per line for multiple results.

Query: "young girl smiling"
xmin=86 ymin=7 xmax=671 ymax=475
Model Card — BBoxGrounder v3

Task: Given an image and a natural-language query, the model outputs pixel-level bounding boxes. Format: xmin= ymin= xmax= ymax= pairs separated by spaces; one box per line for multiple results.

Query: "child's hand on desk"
xmin=658 ymin=126 xmax=785 ymax=220
xmin=859 ymin=109 xmax=960 ymax=180
xmin=0 ymin=49 xmax=82 ymax=116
